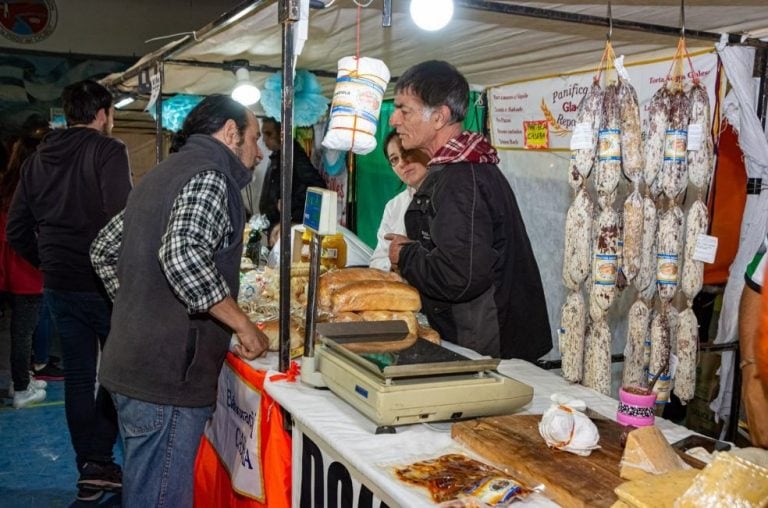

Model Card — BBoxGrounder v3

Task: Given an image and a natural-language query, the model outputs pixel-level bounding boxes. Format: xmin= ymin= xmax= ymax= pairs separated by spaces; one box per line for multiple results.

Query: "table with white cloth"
xmin=241 ymin=343 xmax=697 ymax=508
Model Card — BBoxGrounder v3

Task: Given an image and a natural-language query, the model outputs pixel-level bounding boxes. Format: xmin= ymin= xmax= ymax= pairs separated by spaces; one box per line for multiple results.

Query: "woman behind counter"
xmin=369 ymin=131 xmax=430 ymax=271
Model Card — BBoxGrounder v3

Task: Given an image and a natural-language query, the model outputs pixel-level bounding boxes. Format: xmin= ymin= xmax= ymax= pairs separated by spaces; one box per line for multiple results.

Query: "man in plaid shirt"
xmin=90 ymin=95 xmax=268 ymax=507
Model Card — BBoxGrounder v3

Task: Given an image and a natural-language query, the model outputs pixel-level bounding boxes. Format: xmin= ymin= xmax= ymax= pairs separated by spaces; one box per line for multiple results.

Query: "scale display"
xmin=302 ymin=187 xmax=337 ymax=236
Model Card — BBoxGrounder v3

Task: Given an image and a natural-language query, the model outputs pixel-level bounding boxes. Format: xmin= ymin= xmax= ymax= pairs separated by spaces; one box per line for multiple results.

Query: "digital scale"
xmin=299 ymin=188 xmax=534 ymax=433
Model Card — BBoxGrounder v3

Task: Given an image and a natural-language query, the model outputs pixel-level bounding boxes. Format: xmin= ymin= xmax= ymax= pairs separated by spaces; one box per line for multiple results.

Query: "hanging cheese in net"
xmin=322 ymin=56 xmax=390 ymax=155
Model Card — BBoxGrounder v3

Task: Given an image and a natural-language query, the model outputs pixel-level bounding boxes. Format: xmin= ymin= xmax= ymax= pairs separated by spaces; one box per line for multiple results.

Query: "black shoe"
xmin=32 ymin=363 xmax=64 ymax=381
xmin=76 ymin=486 xmax=104 ymax=502
xmin=78 ymin=462 xmax=122 ymax=493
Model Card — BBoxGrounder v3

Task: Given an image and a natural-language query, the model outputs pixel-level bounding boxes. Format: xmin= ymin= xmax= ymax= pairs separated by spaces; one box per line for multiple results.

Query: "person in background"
xmin=0 ymin=127 xmax=49 ymax=408
xmin=7 ymin=80 xmax=132 ymax=501
xmin=739 ymin=234 xmax=768 ymax=448
xmin=370 ymin=131 xmax=429 ymax=271
xmin=91 ymin=95 xmax=270 ymax=507
xmin=386 ymin=60 xmax=551 ymax=361
xmin=30 ymin=296 xmax=64 ymax=380
xmin=258 ymin=117 xmax=326 ymax=246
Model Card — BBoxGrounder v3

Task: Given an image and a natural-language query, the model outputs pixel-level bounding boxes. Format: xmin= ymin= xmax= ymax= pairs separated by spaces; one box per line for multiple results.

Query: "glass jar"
xmin=320 ymin=233 xmax=347 ymax=269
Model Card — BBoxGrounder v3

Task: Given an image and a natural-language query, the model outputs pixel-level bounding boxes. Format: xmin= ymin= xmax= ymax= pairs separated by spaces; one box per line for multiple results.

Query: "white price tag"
xmin=693 ymin=234 xmax=718 ymax=263
xmin=570 ymin=122 xmax=594 ymax=150
xmin=687 ymin=123 xmax=704 ymax=151
xmin=145 ymin=72 xmax=162 ymax=112
xmin=669 ymin=353 xmax=679 ymax=379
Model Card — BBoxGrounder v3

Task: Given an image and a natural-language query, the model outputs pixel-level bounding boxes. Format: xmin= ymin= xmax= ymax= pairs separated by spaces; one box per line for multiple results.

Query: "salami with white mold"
xmin=589 ymin=206 xmax=619 ymax=318
xmin=634 ymin=197 xmax=658 ymax=297
xmin=619 ymin=79 xmax=643 ymax=183
xmin=656 ymin=206 xmax=684 ymax=302
xmin=583 ymin=319 xmax=612 ymax=396
xmin=563 ymin=188 xmax=594 ymax=288
xmin=569 ymin=81 xmax=603 ymax=181
xmin=623 ymin=299 xmax=651 ymax=388
xmin=675 ymin=308 xmax=699 ymax=404
xmin=649 ymin=310 xmax=671 ymax=401
xmin=596 ymin=84 xmax=622 ymax=200
xmin=682 ymin=200 xmax=708 ymax=300
xmin=643 ymin=87 xmax=670 ymax=188
xmin=559 ymin=291 xmax=586 ymax=383
xmin=661 ymin=90 xmax=691 ymax=199
xmin=687 ymin=84 xmax=713 ymax=190
xmin=622 ymin=189 xmax=644 ymax=283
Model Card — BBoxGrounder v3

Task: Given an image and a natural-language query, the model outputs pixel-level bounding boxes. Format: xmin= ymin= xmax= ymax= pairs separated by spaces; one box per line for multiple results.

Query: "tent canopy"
xmin=103 ymin=0 xmax=768 ymax=104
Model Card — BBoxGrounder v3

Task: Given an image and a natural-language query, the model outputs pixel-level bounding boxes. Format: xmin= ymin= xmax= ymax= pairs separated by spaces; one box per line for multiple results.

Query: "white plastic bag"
xmin=322 ymin=56 xmax=390 ymax=155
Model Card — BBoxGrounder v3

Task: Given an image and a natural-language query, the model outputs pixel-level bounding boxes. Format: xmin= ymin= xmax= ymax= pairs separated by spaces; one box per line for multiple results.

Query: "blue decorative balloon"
xmin=260 ymin=69 xmax=330 ymax=126
xmin=148 ymin=94 xmax=204 ymax=132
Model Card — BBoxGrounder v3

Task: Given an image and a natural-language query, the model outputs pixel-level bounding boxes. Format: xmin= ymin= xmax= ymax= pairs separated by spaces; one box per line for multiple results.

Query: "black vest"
xmin=100 ymin=134 xmax=251 ymax=406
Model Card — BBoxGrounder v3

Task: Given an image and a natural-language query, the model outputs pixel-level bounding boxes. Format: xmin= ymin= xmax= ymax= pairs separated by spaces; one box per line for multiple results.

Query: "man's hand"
xmin=233 ymin=321 xmax=270 ymax=360
xmin=385 ymin=233 xmax=412 ymax=268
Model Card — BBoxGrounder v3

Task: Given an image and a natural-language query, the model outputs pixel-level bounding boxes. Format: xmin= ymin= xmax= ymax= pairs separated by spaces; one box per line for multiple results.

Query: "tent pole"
xmin=278 ymin=0 xmax=299 ymax=373
xmin=456 ymin=0 xmax=768 ymax=49
xmin=155 ymin=62 xmax=164 ymax=163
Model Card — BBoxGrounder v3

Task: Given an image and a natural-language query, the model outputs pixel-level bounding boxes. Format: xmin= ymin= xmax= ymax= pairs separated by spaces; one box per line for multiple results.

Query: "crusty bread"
xmin=259 ymin=318 xmax=305 ymax=351
xmin=358 ymin=310 xmax=418 ymax=335
xmin=331 ymin=280 xmax=421 ymax=313
xmin=319 ymin=268 xmax=403 ymax=309
xmin=418 ymin=325 xmax=441 ymax=345
xmin=328 ymin=312 xmax=365 ymax=323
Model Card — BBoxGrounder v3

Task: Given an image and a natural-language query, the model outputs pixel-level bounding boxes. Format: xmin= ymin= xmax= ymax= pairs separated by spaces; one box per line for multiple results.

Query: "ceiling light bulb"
xmin=410 ymin=0 xmax=453 ymax=31
xmin=231 ymin=67 xmax=261 ymax=106
xmin=114 ymin=96 xmax=135 ymax=109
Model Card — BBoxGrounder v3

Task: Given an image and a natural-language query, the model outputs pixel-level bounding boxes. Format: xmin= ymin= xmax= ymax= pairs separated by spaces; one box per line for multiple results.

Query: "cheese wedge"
xmin=620 ymin=426 xmax=689 ymax=480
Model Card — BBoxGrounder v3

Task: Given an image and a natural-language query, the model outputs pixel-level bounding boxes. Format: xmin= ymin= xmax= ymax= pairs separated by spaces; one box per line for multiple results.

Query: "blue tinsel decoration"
xmin=260 ymin=69 xmax=330 ymax=126
xmin=148 ymin=94 xmax=204 ymax=132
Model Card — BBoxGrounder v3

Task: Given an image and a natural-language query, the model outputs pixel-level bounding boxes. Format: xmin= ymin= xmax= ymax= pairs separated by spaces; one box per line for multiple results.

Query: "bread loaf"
xmin=328 ymin=312 xmax=364 ymax=323
xmin=319 ymin=268 xmax=403 ymax=309
xmin=259 ymin=318 xmax=305 ymax=351
xmin=332 ymin=280 xmax=421 ymax=312
xmin=418 ymin=325 xmax=441 ymax=345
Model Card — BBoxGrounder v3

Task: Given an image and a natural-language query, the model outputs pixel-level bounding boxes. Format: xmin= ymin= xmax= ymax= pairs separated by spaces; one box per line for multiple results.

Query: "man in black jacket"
xmin=7 ymin=80 xmax=131 ymax=501
xmin=258 ymin=117 xmax=326 ymax=245
xmin=385 ymin=61 xmax=551 ymax=362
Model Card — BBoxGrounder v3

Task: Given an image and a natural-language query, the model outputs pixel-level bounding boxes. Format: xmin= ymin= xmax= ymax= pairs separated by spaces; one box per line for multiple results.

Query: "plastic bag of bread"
xmin=322 ymin=56 xmax=390 ymax=155
xmin=674 ymin=451 xmax=768 ymax=507
xmin=332 ymin=280 xmax=421 ymax=313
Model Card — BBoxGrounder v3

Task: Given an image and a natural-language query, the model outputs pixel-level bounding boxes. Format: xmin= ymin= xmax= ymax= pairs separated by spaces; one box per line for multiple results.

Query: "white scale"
xmin=298 ymin=188 xmax=534 ymax=433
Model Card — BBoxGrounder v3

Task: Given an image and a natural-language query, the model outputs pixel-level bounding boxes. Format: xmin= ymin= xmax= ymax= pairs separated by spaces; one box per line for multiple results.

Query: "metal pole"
xmin=155 ymin=62 xmax=164 ymax=163
xmin=303 ymin=233 xmax=322 ymax=358
xmin=456 ymin=0 xmax=768 ymax=49
xmin=165 ymin=58 xmax=336 ymax=78
xmin=278 ymin=0 xmax=299 ymax=373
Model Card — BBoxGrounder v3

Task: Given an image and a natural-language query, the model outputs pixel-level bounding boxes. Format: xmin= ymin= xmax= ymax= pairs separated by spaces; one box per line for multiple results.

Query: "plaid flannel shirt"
xmin=91 ymin=170 xmax=233 ymax=313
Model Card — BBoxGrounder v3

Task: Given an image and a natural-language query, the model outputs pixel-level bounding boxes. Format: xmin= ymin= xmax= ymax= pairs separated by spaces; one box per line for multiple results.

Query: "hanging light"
xmin=231 ymin=67 xmax=261 ymax=106
xmin=410 ymin=0 xmax=453 ymax=31
xmin=114 ymin=95 xmax=135 ymax=109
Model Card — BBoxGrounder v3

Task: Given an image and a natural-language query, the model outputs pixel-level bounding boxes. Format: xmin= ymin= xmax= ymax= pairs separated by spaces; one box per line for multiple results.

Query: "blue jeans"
xmin=111 ymin=393 xmax=213 ymax=508
xmin=45 ymin=288 xmax=118 ymax=470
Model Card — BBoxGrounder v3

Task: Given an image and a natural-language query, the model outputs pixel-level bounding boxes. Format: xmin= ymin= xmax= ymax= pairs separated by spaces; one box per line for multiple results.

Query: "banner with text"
xmin=293 ymin=427 xmax=390 ymax=508
xmin=204 ymin=361 xmax=265 ymax=501
xmin=489 ymin=51 xmax=718 ymax=150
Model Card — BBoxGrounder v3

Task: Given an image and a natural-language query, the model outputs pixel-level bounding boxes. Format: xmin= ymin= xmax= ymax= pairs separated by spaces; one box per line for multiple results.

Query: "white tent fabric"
xmin=710 ymin=43 xmax=768 ymax=428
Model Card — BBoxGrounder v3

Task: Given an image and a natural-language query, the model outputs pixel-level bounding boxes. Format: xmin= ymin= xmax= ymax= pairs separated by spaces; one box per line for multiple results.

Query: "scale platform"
xmin=312 ymin=322 xmax=534 ymax=432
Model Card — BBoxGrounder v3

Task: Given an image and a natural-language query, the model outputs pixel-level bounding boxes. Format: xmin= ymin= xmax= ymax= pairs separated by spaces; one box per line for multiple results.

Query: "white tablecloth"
xmin=245 ymin=345 xmax=696 ymax=507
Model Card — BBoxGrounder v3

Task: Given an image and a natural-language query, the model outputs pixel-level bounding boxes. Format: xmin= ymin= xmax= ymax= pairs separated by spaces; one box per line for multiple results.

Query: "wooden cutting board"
xmin=452 ymin=415 xmax=695 ymax=508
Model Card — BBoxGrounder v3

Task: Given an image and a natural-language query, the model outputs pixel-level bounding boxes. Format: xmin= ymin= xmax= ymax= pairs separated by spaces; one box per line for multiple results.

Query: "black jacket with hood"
xmin=7 ymin=127 xmax=132 ymax=292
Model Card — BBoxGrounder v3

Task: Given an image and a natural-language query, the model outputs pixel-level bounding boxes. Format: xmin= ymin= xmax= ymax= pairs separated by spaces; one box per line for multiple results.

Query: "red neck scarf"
xmin=429 ymin=131 xmax=500 ymax=166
